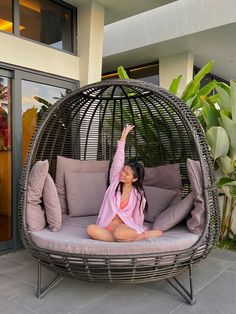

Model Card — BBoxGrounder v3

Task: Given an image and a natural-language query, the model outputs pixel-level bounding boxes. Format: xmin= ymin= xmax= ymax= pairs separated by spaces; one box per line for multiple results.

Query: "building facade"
xmin=1 ymin=0 xmax=236 ymax=252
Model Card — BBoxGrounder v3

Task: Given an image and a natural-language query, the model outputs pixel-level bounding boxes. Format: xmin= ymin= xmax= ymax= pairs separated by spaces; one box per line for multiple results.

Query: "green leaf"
xmin=201 ymin=100 xmax=220 ymax=128
xmin=168 ymin=75 xmax=182 ymax=95
xmin=215 ymin=82 xmax=231 ymax=111
xmin=220 ymin=156 xmax=234 ymax=174
xmin=34 ymin=96 xmax=51 ymax=107
xmin=117 ymin=66 xmax=130 ymax=79
xmin=221 ymin=114 xmax=236 ymax=155
xmin=181 ymin=60 xmax=214 ymax=102
xmin=181 ymin=81 xmax=200 ymax=102
xmin=229 ymin=186 xmax=236 ymax=201
xmin=198 ymin=79 xmax=217 ymax=97
xmin=206 ymin=126 xmax=229 ymax=160
xmin=193 ymin=60 xmax=214 ymax=84
xmin=217 ymin=177 xmax=235 ymax=188
xmin=209 ymin=94 xmax=220 ymax=104
xmin=230 ymin=80 xmax=236 ymax=122
xmin=220 ymin=109 xmax=232 ymax=119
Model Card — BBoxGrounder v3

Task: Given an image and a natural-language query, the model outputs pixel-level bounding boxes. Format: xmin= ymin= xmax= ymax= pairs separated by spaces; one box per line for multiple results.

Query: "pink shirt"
xmin=96 ymin=140 xmax=146 ymax=234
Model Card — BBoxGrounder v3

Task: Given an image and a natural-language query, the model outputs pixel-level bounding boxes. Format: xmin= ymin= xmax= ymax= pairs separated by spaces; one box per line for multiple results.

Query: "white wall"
xmin=0 ymin=32 xmax=79 ymax=80
xmin=159 ymin=53 xmax=194 ymax=95
xmin=78 ymin=2 xmax=104 ymax=86
xmin=103 ymin=0 xmax=236 ymax=57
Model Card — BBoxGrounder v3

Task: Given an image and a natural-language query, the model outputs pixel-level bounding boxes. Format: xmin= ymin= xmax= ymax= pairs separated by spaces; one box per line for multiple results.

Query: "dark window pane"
xmin=19 ymin=0 xmax=73 ymax=52
xmin=0 ymin=0 xmax=13 ymax=33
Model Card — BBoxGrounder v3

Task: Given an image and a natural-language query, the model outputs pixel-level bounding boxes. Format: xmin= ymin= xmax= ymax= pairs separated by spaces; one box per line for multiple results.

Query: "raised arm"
xmin=109 ymin=124 xmax=134 ymax=183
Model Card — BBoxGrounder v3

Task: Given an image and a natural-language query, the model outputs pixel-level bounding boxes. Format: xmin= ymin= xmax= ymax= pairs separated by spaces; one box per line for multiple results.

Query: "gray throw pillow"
xmin=26 ymin=160 xmax=48 ymax=232
xmin=144 ymin=185 xmax=177 ymax=223
xmin=186 ymin=159 xmax=205 ymax=234
xmin=144 ymin=163 xmax=182 ymax=198
xmin=56 ymin=156 xmax=109 ymax=214
xmin=65 ymin=171 xmax=107 ymax=217
xmin=153 ymin=192 xmax=194 ymax=231
xmin=43 ymin=174 xmax=62 ymax=232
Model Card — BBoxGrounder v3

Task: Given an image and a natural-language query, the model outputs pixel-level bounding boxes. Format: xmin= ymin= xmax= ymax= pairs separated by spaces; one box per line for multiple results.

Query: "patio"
xmin=0 ymin=248 xmax=235 ymax=314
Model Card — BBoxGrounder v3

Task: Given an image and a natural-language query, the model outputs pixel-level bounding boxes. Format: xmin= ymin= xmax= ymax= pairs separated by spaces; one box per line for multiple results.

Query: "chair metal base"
xmin=36 ymin=262 xmax=194 ymax=304
xmin=166 ymin=264 xmax=195 ymax=304
xmin=37 ymin=262 xmax=65 ymax=298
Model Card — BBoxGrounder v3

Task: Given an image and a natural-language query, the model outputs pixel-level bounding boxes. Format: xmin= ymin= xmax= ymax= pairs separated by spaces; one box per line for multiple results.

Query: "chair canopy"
xmin=18 ymin=79 xmax=220 ymax=284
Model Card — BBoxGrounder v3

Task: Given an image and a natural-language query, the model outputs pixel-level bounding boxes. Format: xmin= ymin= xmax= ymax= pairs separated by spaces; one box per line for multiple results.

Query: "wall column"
xmin=159 ymin=53 xmax=194 ymax=96
xmin=78 ymin=2 xmax=104 ymax=87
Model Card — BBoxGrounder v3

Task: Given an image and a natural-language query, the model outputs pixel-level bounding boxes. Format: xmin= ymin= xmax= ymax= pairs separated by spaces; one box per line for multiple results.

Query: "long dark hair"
xmin=115 ymin=158 xmax=147 ymax=213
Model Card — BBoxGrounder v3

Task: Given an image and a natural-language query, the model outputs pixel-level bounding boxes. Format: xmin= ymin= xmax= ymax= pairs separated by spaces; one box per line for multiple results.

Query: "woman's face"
xmin=119 ymin=165 xmax=137 ymax=184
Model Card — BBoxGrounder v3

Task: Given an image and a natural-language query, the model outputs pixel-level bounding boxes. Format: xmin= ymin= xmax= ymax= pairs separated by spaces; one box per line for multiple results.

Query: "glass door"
xmin=0 ymin=70 xmax=12 ymax=249
xmin=0 ymin=67 xmax=77 ymax=252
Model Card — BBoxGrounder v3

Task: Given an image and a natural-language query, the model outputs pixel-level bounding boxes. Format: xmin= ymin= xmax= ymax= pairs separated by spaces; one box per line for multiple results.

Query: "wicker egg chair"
xmin=18 ymin=79 xmax=220 ymax=302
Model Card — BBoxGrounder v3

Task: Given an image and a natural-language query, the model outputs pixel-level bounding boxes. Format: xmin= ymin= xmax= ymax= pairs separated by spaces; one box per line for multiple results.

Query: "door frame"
xmin=0 ymin=63 xmax=78 ymax=252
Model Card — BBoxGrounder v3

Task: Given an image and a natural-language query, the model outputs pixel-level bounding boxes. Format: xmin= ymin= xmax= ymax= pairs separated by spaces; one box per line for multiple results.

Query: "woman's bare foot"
xmin=144 ymin=230 xmax=163 ymax=238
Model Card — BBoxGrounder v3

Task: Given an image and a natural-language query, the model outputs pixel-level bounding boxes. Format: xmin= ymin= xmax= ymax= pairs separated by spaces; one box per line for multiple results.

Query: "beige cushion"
xmin=153 ymin=192 xmax=194 ymax=232
xmin=144 ymin=185 xmax=177 ymax=223
xmin=43 ymin=174 xmax=62 ymax=232
xmin=186 ymin=159 xmax=205 ymax=234
xmin=30 ymin=215 xmax=201 ymax=256
xmin=56 ymin=156 xmax=109 ymax=213
xmin=26 ymin=160 xmax=48 ymax=232
xmin=65 ymin=172 xmax=107 ymax=217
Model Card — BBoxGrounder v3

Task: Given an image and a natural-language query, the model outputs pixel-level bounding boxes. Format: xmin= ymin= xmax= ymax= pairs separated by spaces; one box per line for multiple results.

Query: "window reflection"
xmin=0 ymin=76 xmax=12 ymax=241
xmin=0 ymin=0 xmax=13 ymax=33
xmin=19 ymin=0 xmax=73 ymax=52
xmin=22 ymin=80 xmax=69 ymax=161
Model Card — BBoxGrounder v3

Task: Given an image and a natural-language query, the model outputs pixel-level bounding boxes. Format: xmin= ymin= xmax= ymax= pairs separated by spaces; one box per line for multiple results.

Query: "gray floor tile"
xmin=71 ymin=284 xmax=183 ymax=314
xmin=5 ymin=261 xmax=56 ymax=287
xmin=140 ymin=256 xmax=233 ymax=300
xmin=3 ymin=249 xmax=34 ymax=264
xmin=210 ymin=248 xmax=236 ymax=262
xmin=171 ymin=270 xmax=236 ymax=314
xmin=0 ymin=257 xmax=24 ymax=273
xmin=10 ymin=278 xmax=121 ymax=314
xmin=0 ymin=273 xmax=33 ymax=299
xmin=228 ymin=262 xmax=236 ymax=272
xmin=0 ymin=299 xmax=35 ymax=314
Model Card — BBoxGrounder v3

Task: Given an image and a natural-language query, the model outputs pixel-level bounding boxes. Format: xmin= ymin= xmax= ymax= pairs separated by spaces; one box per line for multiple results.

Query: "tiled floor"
xmin=0 ymin=248 xmax=235 ymax=314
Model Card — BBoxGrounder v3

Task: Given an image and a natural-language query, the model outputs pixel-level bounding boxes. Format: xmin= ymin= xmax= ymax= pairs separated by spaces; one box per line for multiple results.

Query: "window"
xmin=0 ymin=0 xmax=76 ymax=53
xmin=19 ymin=0 xmax=74 ymax=52
xmin=22 ymin=80 xmax=70 ymax=161
xmin=0 ymin=0 xmax=13 ymax=33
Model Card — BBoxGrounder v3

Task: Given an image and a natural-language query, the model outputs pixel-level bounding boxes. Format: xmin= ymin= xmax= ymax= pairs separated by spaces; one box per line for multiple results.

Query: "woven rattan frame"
xmin=18 ymin=79 xmax=220 ymax=286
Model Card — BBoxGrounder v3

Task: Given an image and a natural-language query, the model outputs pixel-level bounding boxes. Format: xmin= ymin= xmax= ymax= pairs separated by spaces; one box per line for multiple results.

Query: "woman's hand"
xmin=120 ymin=124 xmax=134 ymax=142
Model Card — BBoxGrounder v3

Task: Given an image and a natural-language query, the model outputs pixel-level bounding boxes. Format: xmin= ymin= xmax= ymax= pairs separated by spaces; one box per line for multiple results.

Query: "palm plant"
xmin=169 ymin=62 xmax=236 ymax=241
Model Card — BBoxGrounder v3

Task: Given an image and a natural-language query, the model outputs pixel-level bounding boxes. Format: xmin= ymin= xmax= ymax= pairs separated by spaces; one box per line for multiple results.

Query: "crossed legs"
xmin=86 ymin=224 xmax=163 ymax=242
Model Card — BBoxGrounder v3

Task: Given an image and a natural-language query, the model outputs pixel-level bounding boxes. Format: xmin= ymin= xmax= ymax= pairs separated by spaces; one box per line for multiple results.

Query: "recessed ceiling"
xmin=64 ymin=0 xmax=176 ymax=24
xmin=102 ymin=22 xmax=236 ymax=82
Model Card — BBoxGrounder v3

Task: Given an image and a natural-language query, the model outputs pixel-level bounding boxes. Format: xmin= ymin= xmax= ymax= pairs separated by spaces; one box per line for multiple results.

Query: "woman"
xmin=87 ymin=124 xmax=163 ymax=242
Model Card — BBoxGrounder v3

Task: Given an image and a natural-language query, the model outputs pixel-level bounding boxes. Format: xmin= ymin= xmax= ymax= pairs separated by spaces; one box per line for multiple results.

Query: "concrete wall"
xmin=159 ymin=53 xmax=194 ymax=95
xmin=78 ymin=2 xmax=104 ymax=86
xmin=0 ymin=32 xmax=79 ymax=80
xmin=103 ymin=0 xmax=236 ymax=57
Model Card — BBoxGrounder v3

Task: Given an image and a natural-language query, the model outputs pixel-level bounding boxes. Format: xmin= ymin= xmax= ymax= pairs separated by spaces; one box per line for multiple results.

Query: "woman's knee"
xmin=113 ymin=224 xmax=137 ymax=242
xmin=86 ymin=224 xmax=98 ymax=238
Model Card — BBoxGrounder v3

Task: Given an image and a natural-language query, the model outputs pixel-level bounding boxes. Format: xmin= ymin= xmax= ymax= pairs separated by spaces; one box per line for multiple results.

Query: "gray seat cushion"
xmin=30 ymin=215 xmax=201 ymax=256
